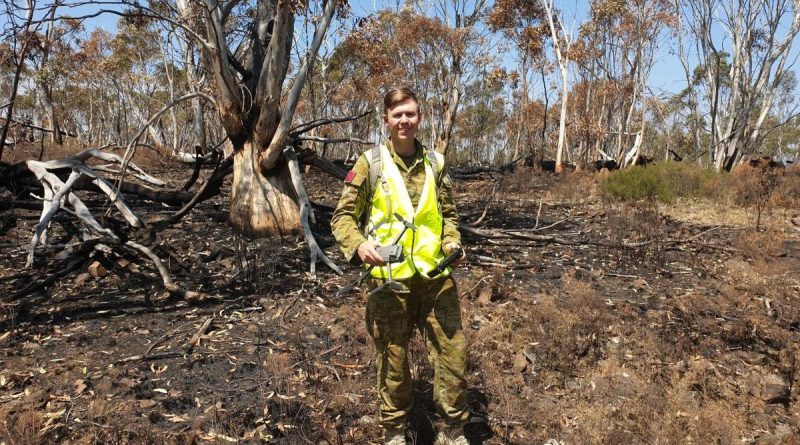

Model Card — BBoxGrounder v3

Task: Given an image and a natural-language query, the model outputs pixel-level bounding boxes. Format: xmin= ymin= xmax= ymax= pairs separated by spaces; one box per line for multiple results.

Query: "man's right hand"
xmin=357 ymin=240 xmax=387 ymax=266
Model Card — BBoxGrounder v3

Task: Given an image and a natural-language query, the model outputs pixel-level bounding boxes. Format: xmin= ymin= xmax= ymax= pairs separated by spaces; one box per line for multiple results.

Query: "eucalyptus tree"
xmin=165 ymin=0 xmax=340 ymax=240
xmin=0 ymin=0 xmax=39 ymax=159
xmin=487 ymin=0 xmax=550 ymax=164
xmin=540 ymin=0 xmax=573 ymax=174
xmin=679 ymin=0 xmax=800 ymax=170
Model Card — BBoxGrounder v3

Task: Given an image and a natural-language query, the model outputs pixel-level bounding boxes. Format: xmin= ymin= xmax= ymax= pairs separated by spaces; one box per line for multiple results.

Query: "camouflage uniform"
xmin=331 ymin=140 xmax=469 ymax=430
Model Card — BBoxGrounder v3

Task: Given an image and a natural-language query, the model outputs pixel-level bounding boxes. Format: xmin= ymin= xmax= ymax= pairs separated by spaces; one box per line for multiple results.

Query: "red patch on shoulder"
xmin=345 ymin=170 xmax=356 ymax=183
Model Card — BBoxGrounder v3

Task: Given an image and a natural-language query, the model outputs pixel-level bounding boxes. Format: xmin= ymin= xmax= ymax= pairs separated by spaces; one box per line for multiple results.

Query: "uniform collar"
xmin=387 ymin=139 xmax=424 ymax=172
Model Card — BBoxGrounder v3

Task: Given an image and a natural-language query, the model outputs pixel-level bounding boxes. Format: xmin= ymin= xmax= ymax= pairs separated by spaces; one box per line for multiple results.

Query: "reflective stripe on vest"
xmin=366 ymin=144 xmax=448 ymax=279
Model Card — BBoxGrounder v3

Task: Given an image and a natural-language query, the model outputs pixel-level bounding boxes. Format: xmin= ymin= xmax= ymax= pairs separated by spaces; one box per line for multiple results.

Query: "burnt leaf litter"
xmin=1 ymin=163 xmax=800 ymax=444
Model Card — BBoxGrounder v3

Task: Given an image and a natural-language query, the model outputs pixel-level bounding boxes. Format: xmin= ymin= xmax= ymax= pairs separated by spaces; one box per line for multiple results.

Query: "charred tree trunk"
xmin=229 ymin=139 xmax=299 ymax=236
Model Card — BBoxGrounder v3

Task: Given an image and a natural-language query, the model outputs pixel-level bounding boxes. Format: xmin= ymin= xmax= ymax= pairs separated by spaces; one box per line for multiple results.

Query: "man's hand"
xmin=357 ymin=240 xmax=387 ymax=266
xmin=443 ymin=242 xmax=467 ymax=267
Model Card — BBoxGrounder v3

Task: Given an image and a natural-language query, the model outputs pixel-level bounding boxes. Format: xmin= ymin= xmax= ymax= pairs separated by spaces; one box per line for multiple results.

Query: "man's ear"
xmin=382 ymin=113 xmax=388 ymax=124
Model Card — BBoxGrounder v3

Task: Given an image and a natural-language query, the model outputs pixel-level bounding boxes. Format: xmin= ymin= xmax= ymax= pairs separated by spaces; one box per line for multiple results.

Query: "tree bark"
xmin=229 ymin=140 xmax=299 ymax=236
xmin=541 ymin=0 xmax=570 ymax=174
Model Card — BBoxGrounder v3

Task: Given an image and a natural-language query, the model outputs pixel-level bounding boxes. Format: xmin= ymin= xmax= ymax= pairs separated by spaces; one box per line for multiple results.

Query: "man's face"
xmin=384 ymin=99 xmax=421 ymax=142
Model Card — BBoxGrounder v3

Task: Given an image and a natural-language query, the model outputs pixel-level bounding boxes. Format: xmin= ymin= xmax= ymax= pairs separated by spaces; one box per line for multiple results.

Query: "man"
xmin=331 ymin=87 xmax=469 ymax=445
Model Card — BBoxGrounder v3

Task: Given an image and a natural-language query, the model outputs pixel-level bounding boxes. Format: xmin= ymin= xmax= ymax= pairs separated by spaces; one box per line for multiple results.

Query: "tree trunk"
xmin=228 ymin=139 xmax=299 ymax=236
xmin=435 ymin=66 xmax=461 ymax=155
xmin=555 ymin=64 xmax=569 ymax=174
xmin=542 ymin=0 xmax=570 ymax=174
xmin=38 ymin=82 xmax=61 ymax=145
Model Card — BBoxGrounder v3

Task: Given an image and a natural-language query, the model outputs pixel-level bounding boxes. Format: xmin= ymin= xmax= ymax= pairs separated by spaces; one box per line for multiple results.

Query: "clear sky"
xmin=6 ymin=0 xmax=794 ymax=98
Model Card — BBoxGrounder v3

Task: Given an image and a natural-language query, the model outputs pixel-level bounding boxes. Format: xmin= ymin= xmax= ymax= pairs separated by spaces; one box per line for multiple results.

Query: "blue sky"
xmin=5 ymin=0 xmax=795 ymax=98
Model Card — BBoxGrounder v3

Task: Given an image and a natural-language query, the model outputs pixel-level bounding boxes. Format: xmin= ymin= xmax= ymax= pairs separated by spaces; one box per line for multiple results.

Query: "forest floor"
xmin=1 ymin=149 xmax=800 ymax=444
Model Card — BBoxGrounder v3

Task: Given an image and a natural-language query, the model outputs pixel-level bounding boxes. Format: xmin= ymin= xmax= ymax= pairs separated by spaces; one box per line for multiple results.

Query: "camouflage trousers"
xmin=365 ymin=274 xmax=469 ymax=430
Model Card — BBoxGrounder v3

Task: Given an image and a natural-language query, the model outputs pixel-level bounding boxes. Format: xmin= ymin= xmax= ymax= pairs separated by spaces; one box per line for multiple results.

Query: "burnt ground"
xmin=1 ymin=155 xmax=800 ymax=444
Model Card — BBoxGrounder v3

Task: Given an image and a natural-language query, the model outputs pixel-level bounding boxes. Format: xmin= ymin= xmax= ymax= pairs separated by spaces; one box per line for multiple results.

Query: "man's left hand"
xmin=443 ymin=242 xmax=467 ymax=267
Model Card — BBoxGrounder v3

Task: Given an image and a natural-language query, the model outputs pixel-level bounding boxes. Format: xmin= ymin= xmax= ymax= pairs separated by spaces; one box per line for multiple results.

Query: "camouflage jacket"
xmin=331 ymin=140 xmax=461 ymax=265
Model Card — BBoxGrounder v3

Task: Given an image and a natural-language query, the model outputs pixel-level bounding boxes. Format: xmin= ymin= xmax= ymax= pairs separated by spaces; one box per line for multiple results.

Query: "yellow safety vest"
xmin=365 ymin=143 xmax=448 ymax=280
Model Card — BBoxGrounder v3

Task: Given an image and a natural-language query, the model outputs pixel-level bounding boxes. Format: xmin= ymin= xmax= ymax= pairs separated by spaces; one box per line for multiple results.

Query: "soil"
xmin=2 ymin=154 xmax=800 ymax=444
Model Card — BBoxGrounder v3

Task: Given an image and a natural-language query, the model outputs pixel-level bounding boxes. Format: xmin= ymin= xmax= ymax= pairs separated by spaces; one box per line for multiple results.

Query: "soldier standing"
xmin=331 ymin=87 xmax=469 ymax=445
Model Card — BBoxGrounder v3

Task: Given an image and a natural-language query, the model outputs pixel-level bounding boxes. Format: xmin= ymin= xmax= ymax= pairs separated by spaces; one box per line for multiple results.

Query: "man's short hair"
xmin=383 ymin=87 xmax=419 ymax=114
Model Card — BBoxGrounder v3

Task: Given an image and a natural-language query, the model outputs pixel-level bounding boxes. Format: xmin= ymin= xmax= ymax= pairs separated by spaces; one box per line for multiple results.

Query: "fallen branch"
xmin=186 ymin=317 xmax=214 ymax=354
xmin=0 ymin=116 xmax=77 ymax=138
xmin=462 ymin=223 xmax=739 ymax=254
xmin=459 ymin=275 xmax=494 ymax=298
xmin=116 ymin=92 xmax=217 ymax=195
xmin=151 ymin=154 xmax=233 ymax=229
xmin=295 ymin=146 xmax=348 ymax=180
xmin=284 ymin=146 xmax=342 ymax=277
xmin=124 ymin=240 xmax=207 ymax=302
xmin=145 ymin=320 xmax=195 ymax=357
xmin=294 ymin=136 xmax=373 ymax=145
xmin=115 ymin=351 xmax=183 ymax=364
xmin=460 ymin=225 xmax=579 ymax=246
xmin=465 ymin=185 xmax=498 ymax=227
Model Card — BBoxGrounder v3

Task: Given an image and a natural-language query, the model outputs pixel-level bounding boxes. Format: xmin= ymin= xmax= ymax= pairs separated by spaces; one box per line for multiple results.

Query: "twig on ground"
xmin=185 ymin=317 xmax=214 ymax=354
xmin=145 ymin=320 xmax=195 ymax=357
xmin=115 ymin=351 xmax=183 ymax=364
xmin=465 ymin=185 xmax=497 ymax=227
xmin=460 ymin=275 xmax=494 ymax=298
xmin=534 ymin=199 xmax=543 ymax=229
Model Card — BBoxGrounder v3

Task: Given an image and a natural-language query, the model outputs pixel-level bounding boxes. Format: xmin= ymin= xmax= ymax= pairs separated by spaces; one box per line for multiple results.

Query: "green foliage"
xmin=601 ymin=161 xmax=724 ymax=203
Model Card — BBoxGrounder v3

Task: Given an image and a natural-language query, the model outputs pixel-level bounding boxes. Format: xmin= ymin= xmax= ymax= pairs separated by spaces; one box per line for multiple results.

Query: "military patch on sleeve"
xmin=345 ymin=170 xmax=356 ymax=183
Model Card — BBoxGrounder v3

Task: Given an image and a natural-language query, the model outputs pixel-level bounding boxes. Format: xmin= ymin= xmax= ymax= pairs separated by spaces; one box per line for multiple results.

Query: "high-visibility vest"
xmin=365 ymin=143 xmax=448 ymax=279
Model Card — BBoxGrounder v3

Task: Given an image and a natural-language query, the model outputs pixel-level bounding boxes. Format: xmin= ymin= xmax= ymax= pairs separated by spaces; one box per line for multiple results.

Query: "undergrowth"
xmin=600 ymin=161 xmax=724 ymax=203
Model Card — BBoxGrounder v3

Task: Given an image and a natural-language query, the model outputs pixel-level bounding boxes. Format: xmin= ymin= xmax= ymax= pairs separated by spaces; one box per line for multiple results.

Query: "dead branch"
xmin=116 ymin=92 xmax=217 ymax=194
xmin=450 ymin=165 xmax=506 ymax=181
xmin=145 ymin=320 xmax=195 ymax=357
xmin=465 ymin=184 xmax=498 ymax=227
xmin=73 ymin=164 xmax=143 ymax=227
xmin=463 ymin=223 xmax=742 ymax=255
xmin=461 ymin=225 xmax=580 ymax=246
xmin=470 ymin=254 xmax=508 ymax=268
xmin=290 ymin=110 xmax=372 ymax=136
xmin=115 ymin=351 xmax=183 ymax=364
xmin=124 ymin=240 xmax=207 ymax=302
xmin=181 ymin=146 xmax=213 ymax=190
xmin=26 ymin=169 xmax=81 ymax=266
xmin=0 ymin=116 xmax=77 ymax=137
xmin=459 ymin=275 xmax=494 ymax=297
xmin=534 ymin=199 xmax=543 ymax=229
xmin=284 ymin=146 xmax=342 ymax=277
xmin=4 ymin=146 xmax=210 ymax=300
xmin=294 ymin=136 xmax=373 ymax=145
xmin=295 ymin=147 xmax=347 ymax=180
xmin=24 ymin=160 xmax=122 ymax=267
xmin=73 ymin=147 xmax=165 ymax=187
xmin=186 ymin=317 xmax=214 ymax=354
xmin=151 ymin=154 xmax=233 ymax=228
